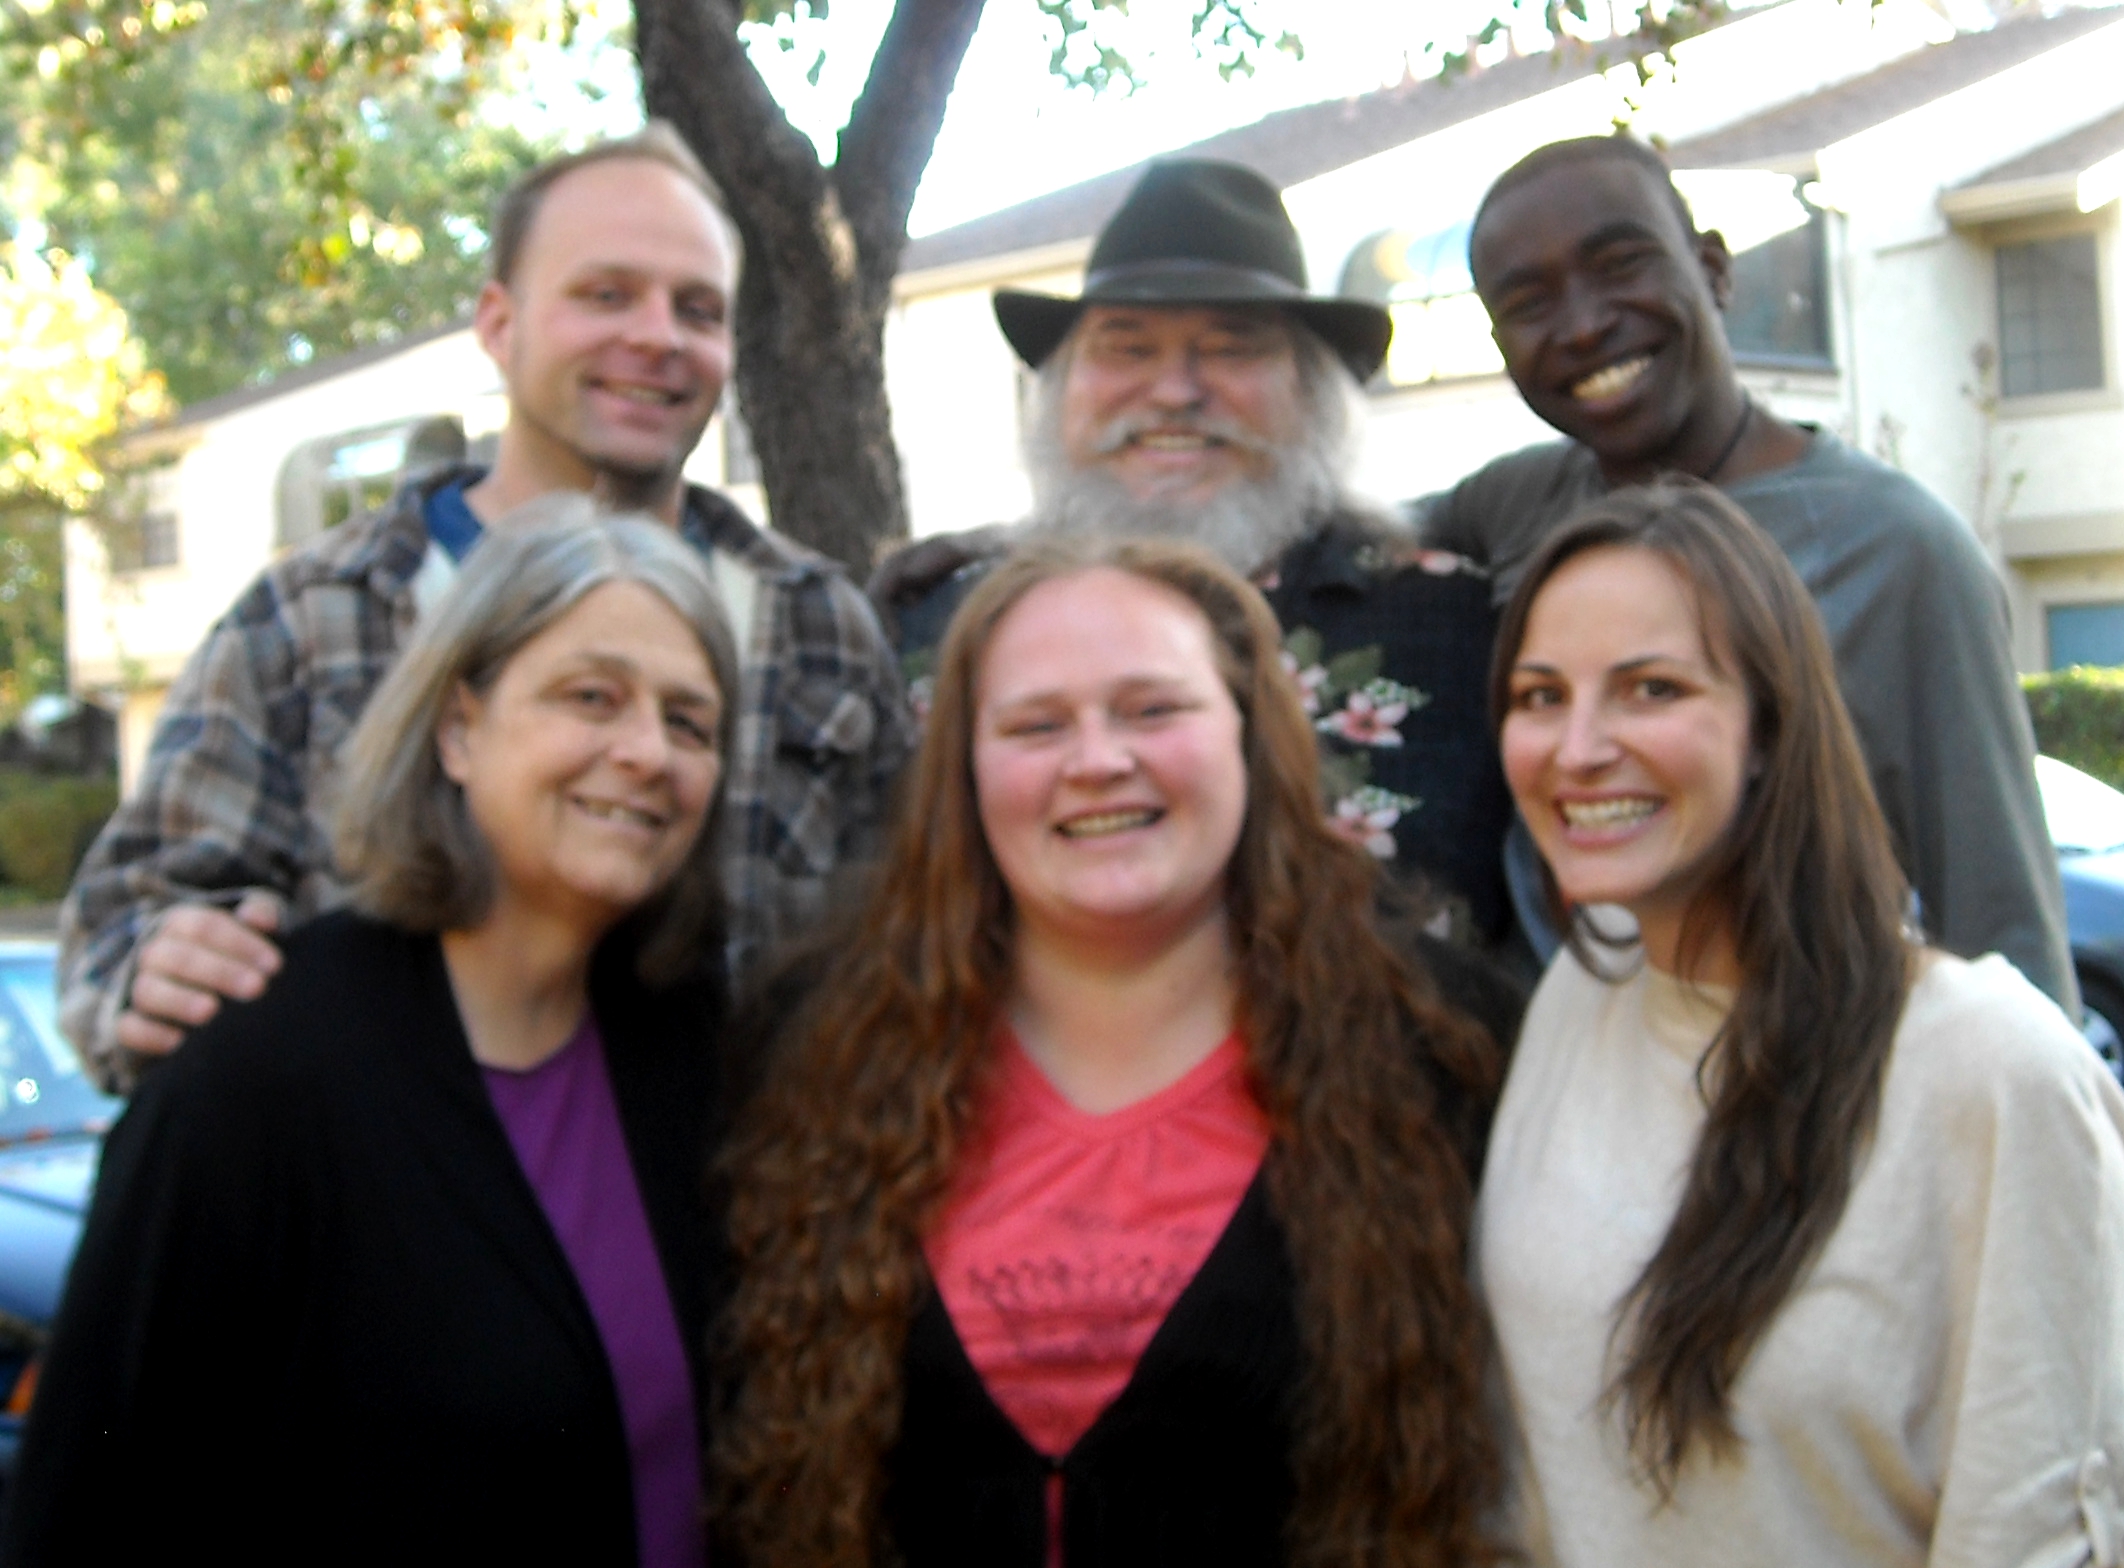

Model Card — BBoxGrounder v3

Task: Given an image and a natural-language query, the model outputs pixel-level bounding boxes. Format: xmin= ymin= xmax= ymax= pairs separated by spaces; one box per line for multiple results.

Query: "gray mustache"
xmin=1089 ymin=414 xmax=1277 ymax=459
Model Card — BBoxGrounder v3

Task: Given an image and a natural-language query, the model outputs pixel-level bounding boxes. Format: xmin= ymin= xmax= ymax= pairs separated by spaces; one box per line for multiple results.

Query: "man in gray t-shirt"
xmin=1418 ymin=134 xmax=2073 ymax=1010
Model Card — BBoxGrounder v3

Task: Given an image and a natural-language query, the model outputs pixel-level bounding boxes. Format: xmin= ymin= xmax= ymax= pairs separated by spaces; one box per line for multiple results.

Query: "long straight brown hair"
xmin=1489 ymin=478 xmax=1915 ymax=1485
xmin=715 ymin=535 xmax=1501 ymax=1565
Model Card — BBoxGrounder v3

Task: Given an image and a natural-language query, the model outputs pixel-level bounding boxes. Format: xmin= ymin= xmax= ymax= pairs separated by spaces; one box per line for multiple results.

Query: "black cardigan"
xmin=880 ymin=930 xmax=1520 ymax=1568
xmin=887 ymin=1176 xmax=1299 ymax=1567
xmin=1 ymin=911 xmax=723 ymax=1567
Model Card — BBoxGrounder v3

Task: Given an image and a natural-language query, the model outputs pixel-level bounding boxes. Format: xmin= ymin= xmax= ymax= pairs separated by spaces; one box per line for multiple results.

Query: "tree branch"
xmin=632 ymin=0 xmax=829 ymax=263
xmin=834 ymin=0 xmax=987 ymax=279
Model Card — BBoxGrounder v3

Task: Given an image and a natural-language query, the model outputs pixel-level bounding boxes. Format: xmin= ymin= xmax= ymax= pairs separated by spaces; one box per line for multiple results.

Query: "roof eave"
xmin=1943 ymin=149 xmax=2124 ymax=227
xmin=895 ymin=237 xmax=1094 ymax=300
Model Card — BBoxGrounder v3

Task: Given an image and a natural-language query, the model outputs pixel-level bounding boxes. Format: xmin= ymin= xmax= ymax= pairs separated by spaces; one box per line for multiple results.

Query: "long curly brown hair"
xmin=714 ymin=536 xmax=1502 ymax=1566
xmin=1489 ymin=479 xmax=1915 ymax=1486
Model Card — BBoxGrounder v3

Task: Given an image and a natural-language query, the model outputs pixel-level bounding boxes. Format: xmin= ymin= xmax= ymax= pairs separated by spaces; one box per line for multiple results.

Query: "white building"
xmin=70 ymin=0 xmax=2124 ymax=788
xmin=888 ymin=0 xmax=2124 ymax=675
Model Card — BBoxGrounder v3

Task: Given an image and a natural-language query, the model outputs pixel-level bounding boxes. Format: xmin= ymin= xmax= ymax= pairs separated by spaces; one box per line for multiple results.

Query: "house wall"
xmin=887 ymin=2 xmax=2124 ymax=680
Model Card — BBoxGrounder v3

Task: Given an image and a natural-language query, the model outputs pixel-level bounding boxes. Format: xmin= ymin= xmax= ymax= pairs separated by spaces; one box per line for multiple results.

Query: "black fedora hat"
xmin=993 ymin=158 xmax=1392 ymax=381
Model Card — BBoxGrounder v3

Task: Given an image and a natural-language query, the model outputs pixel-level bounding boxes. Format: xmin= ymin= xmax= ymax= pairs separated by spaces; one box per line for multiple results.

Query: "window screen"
xmin=1999 ymin=234 xmax=2104 ymax=398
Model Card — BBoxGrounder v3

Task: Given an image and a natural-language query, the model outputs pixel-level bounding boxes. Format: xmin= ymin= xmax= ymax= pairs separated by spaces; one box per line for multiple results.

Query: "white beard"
xmin=1020 ymin=325 xmax=1364 ymax=575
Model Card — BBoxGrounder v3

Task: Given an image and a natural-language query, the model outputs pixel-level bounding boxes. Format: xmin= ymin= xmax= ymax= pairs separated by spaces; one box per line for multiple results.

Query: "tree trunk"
xmin=634 ymin=0 xmax=985 ymax=572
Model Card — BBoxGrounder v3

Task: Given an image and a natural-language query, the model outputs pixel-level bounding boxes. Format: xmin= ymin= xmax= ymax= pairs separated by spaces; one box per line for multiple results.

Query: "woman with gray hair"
xmin=5 ymin=510 xmax=739 ymax=1567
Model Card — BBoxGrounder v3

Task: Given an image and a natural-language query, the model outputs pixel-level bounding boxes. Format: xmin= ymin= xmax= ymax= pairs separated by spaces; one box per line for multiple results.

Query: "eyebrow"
xmin=568 ymin=652 xmax=722 ymax=711
xmin=1510 ymin=653 xmax=1683 ymax=677
xmin=1480 ymin=218 xmax=1668 ymax=298
xmin=1575 ymin=219 xmax=1665 ymax=257
xmin=985 ymin=672 xmax=1197 ymax=709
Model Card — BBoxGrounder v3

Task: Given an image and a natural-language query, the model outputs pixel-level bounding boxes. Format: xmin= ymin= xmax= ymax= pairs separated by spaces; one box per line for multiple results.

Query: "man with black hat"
xmin=878 ymin=158 xmax=1516 ymax=954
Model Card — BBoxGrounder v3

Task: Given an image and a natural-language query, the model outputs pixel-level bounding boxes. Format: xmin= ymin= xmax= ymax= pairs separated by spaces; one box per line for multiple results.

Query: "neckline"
xmin=999 ymin=1029 xmax=1249 ymax=1138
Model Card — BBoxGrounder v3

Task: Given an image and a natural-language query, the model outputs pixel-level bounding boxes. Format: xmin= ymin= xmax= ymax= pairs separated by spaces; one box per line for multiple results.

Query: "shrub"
xmin=2024 ymin=666 xmax=2124 ymax=792
xmin=0 ymin=771 xmax=117 ymax=899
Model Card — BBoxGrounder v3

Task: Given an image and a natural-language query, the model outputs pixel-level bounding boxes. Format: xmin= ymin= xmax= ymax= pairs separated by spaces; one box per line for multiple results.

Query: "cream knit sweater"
xmin=1477 ymin=950 xmax=2124 ymax=1568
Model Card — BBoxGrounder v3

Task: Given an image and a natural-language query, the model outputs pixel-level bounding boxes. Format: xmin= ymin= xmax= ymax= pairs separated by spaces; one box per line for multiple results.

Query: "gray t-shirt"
xmin=1420 ymin=430 xmax=2075 ymax=1010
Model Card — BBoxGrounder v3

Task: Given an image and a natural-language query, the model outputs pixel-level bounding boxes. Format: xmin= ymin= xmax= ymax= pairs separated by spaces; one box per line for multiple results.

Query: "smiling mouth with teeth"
xmin=1571 ymin=356 xmax=1651 ymax=402
xmin=576 ymin=797 xmax=666 ymax=831
xmin=1131 ymin=432 xmax=1217 ymax=451
xmin=1559 ymin=796 xmax=1660 ymax=830
xmin=601 ymin=383 xmax=688 ymax=407
xmin=1057 ymin=808 xmax=1162 ymax=838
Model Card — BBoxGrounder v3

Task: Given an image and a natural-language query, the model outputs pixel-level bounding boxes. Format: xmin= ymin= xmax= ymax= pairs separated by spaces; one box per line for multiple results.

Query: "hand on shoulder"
xmin=118 ymin=892 xmax=285 ymax=1057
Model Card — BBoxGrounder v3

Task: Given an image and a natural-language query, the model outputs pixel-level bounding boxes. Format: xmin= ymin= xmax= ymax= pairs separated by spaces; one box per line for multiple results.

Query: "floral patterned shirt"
xmin=1256 ymin=515 xmax=1512 ymax=944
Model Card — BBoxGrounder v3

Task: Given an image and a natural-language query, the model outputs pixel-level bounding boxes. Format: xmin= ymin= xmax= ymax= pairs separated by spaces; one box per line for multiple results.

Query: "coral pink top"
xmin=924 ymin=1031 xmax=1272 ymax=1460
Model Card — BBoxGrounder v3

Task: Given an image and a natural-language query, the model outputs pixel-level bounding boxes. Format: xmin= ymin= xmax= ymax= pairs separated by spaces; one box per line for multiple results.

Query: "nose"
xmin=1142 ymin=346 xmax=1208 ymax=411
xmin=1061 ymin=713 xmax=1136 ymax=782
xmin=1553 ymin=274 xmax=1618 ymax=351
xmin=608 ymin=697 xmax=674 ymax=775
xmin=1554 ymin=697 xmax=1620 ymax=775
xmin=622 ymin=291 xmax=683 ymax=355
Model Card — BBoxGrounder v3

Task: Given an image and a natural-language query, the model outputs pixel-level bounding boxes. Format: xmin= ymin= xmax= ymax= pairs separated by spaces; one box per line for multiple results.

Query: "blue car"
xmin=0 ymin=940 xmax=122 ymax=1496
xmin=2038 ymin=756 xmax=2124 ymax=1082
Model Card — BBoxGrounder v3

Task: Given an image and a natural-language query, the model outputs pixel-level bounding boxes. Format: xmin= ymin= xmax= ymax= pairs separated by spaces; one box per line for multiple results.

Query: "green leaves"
xmin=11 ymin=0 xmax=551 ymax=403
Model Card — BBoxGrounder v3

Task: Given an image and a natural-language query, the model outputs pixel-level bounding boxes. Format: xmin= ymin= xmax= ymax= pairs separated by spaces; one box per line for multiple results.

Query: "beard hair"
xmin=1021 ymin=326 xmax=1363 ymax=576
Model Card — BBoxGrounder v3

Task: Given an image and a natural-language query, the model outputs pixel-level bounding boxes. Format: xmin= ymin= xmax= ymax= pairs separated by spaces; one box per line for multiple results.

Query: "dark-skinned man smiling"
xmin=1417 ymin=132 xmax=2075 ymax=1012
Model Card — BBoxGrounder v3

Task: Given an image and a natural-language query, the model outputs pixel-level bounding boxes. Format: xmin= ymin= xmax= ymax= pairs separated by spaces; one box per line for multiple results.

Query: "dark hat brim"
xmin=995 ymin=276 xmax=1392 ymax=383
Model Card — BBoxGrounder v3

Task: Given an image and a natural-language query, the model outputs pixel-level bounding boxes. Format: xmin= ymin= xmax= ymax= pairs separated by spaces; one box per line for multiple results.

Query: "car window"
xmin=0 ymin=955 xmax=120 ymax=1141
xmin=2038 ymin=755 xmax=2124 ymax=856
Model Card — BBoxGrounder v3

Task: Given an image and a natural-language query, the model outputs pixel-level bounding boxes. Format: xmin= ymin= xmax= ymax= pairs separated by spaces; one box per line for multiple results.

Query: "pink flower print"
xmin=1280 ymin=652 xmax=1330 ymax=716
xmin=1319 ymin=687 xmax=1407 ymax=747
xmin=1327 ymin=786 xmax=1416 ymax=860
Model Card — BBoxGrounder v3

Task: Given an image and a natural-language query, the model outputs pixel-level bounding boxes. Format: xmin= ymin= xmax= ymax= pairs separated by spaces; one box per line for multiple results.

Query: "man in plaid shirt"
xmin=60 ymin=125 xmax=913 ymax=1091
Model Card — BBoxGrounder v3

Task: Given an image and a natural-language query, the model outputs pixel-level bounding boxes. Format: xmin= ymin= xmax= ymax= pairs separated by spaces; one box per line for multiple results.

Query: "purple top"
xmin=482 ymin=1015 xmax=703 ymax=1568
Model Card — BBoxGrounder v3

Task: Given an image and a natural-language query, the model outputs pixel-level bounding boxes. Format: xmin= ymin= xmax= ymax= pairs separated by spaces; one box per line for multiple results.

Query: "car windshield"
xmin=2038 ymin=755 xmax=2124 ymax=856
xmin=0 ymin=953 xmax=120 ymax=1143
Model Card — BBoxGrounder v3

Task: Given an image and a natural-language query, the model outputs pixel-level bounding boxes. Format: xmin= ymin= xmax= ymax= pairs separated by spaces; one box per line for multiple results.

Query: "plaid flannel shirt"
xmin=59 ymin=467 xmax=913 ymax=1090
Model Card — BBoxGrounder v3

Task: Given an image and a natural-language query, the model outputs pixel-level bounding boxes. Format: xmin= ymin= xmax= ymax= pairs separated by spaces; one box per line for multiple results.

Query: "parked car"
xmin=0 ymin=939 xmax=121 ymax=1498
xmin=2037 ymin=756 xmax=2124 ymax=1081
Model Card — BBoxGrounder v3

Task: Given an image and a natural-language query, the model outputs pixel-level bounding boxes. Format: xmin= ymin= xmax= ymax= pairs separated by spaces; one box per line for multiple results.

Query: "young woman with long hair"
xmin=1480 ymin=477 xmax=2124 ymax=1564
xmin=714 ymin=535 xmax=1504 ymax=1567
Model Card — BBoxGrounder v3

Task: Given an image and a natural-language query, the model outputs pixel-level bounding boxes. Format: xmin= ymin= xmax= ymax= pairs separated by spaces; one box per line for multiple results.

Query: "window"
xmin=1341 ymin=222 xmax=1504 ymax=389
xmin=106 ymin=510 xmax=180 ymax=573
xmin=1998 ymin=234 xmax=2104 ymax=398
xmin=1724 ymin=208 xmax=1830 ymax=365
xmin=2048 ymin=602 xmax=2124 ymax=669
xmin=275 ymin=417 xmax=460 ymax=551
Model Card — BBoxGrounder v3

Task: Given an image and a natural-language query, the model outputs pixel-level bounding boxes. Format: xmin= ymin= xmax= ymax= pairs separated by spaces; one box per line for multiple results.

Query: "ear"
xmin=1696 ymin=229 xmax=1735 ymax=312
xmin=437 ymin=683 xmax=482 ymax=786
xmin=472 ymin=279 xmax=515 ymax=369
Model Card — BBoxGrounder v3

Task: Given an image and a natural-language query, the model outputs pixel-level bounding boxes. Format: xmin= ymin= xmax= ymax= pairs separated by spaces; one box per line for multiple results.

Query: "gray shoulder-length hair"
xmin=333 ymin=497 xmax=742 ymax=982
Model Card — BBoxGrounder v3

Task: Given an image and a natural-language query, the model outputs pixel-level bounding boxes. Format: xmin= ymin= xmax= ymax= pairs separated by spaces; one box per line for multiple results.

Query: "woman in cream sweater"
xmin=1480 ymin=477 xmax=2124 ymax=1567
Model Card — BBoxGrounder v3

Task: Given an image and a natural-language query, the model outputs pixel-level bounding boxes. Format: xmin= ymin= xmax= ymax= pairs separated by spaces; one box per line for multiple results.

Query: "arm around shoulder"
xmin=58 ymin=582 xmax=319 ymax=1089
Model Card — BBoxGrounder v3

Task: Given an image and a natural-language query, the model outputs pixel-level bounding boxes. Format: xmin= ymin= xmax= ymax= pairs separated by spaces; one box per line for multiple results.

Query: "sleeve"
xmin=56 ymin=579 xmax=319 ymax=1092
xmin=0 ymin=1043 xmax=305 ymax=1562
xmin=828 ymin=571 xmax=916 ymax=868
xmin=1884 ymin=522 xmax=2076 ymax=1012
xmin=1924 ymin=984 xmax=2124 ymax=1567
xmin=1409 ymin=482 xmax=1479 ymax=559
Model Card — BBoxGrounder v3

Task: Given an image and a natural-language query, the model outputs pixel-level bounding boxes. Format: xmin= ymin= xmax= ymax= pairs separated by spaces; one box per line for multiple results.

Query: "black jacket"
xmin=881 ymin=932 xmax=1520 ymax=1568
xmin=1 ymin=911 xmax=722 ymax=1567
xmin=887 ymin=1176 xmax=1298 ymax=1567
